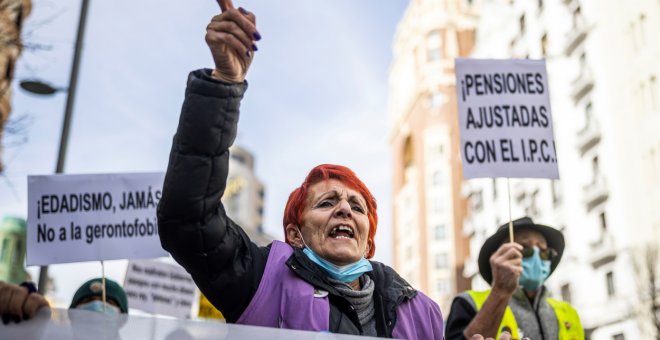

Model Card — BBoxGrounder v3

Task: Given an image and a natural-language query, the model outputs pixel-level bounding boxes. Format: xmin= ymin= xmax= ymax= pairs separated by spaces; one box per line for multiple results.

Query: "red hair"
xmin=283 ymin=164 xmax=378 ymax=258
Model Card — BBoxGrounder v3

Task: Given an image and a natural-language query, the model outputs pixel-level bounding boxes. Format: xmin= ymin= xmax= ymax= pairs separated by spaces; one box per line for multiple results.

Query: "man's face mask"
xmin=519 ymin=247 xmax=551 ymax=291
xmin=76 ymin=300 xmax=120 ymax=315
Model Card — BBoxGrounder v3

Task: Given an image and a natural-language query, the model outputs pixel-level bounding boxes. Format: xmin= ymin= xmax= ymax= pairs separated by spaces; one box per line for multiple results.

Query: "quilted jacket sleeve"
xmin=157 ymin=69 xmax=267 ymax=322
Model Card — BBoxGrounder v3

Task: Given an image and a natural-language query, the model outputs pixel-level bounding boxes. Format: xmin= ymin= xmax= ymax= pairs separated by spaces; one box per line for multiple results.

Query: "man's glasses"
xmin=521 ymin=246 xmax=557 ymax=261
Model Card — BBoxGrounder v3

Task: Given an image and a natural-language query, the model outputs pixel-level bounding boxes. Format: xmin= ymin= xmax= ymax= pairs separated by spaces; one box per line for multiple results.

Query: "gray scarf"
xmin=329 ymin=275 xmax=377 ymax=337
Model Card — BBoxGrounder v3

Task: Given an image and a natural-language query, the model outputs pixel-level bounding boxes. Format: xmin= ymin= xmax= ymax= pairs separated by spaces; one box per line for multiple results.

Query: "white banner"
xmin=0 ymin=308 xmax=380 ymax=339
xmin=27 ymin=173 xmax=167 ymax=265
xmin=455 ymin=58 xmax=559 ymax=179
xmin=124 ymin=259 xmax=196 ymax=319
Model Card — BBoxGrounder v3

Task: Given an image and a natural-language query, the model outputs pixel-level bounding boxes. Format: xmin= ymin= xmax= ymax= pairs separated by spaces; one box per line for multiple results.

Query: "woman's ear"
xmin=285 ymin=223 xmax=303 ymax=248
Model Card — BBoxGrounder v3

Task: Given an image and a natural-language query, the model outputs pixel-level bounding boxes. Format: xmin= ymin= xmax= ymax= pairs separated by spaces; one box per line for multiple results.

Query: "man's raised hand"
xmin=206 ymin=0 xmax=260 ymax=83
xmin=490 ymin=242 xmax=523 ymax=296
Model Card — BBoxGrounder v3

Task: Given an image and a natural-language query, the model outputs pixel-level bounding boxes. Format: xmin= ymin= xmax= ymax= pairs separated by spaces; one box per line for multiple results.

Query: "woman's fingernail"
xmin=252 ymin=44 xmax=258 ymax=51
xmin=238 ymin=7 xmax=248 ymax=15
xmin=12 ymin=316 xmax=20 ymax=324
xmin=2 ymin=315 xmax=9 ymax=325
xmin=253 ymin=32 xmax=262 ymax=41
xmin=246 ymin=50 xmax=251 ymax=58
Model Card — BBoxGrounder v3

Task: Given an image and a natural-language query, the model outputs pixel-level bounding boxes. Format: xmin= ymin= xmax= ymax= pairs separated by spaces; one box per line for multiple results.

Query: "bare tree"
xmin=632 ymin=242 xmax=660 ymax=340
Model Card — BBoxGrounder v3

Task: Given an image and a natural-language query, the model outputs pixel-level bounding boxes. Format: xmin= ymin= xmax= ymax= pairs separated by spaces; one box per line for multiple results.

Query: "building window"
xmin=650 ymin=75 xmax=657 ymax=110
xmin=12 ymin=242 xmax=22 ymax=265
xmin=541 ymin=33 xmax=548 ymax=56
xmin=433 ymin=198 xmax=444 ymax=214
xmin=573 ymin=6 xmax=583 ymax=29
xmin=613 ymin=333 xmax=625 ymax=340
xmin=436 ymin=280 xmax=450 ymax=295
xmin=639 ymin=14 xmax=646 ymax=47
xmin=0 ymin=238 xmax=9 ymax=262
xmin=525 ymin=189 xmax=540 ymax=217
xmin=426 ymin=31 xmax=442 ymax=61
xmin=435 ymin=253 xmax=448 ymax=269
xmin=551 ymin=179 xmax=562 ymax=205
xmin=435 ymin=225 xmax=446 ymax=240
xmin=606 ymin=271 xmax=615 ymax=296
xmin=427 ymin=91 xmax=446 ymax=109
xmin=591 ymin=155 xmax=600 ymax=183
xmin=432 ymin=170 xmax=443 ymax=186
xmin=519 ymin=14 xmax=526 ymax=35
xmin=599 ymin=211 xmax=607 ymax=232
xmin=470 ymin=190 xmax=483 ymax=211
xmin=492 ymin=178 xmax=498 ymax=199
xmin=561 ymin=283 xmax=572 ymax=303
xmin=538 ymin=0 xmax=544 ymax=11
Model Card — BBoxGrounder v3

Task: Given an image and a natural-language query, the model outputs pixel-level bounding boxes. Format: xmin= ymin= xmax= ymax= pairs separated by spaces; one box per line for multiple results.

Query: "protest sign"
xmin=455 ymin=58 xmax=559 ymax=179
xmin=124 ymin=259 xmax=196 ymax=318
xmin=27 ymin=172 xmax=167 ymax=265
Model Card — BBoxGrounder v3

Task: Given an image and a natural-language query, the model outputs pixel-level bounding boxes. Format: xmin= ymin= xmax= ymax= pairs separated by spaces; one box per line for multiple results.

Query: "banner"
xmin=455 ymin=58 xmax=559 ymax=179
xmin=0 ymin=308 xmax=378 ymax=339
xmin=124 ymin=259 xmax=196 ymax=318
xmin=27 ymin=172 xmax=167 ymax=265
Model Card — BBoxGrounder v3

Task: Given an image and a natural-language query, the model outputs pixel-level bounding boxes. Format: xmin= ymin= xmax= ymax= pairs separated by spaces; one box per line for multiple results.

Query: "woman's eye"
xmin=352 ymin=205 xmax=365 ymax=213
xmin=318 ymin=201 xmax=333 ymax=208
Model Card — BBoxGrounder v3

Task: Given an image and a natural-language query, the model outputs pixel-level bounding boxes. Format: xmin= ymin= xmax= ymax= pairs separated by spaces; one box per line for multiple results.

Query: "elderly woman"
xmin=157 ymin=0 xmax=443 ymax=338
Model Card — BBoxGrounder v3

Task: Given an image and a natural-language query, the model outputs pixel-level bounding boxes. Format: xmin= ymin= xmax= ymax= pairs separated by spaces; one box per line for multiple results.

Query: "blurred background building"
xmin=0 ymin=216 xmax=29 ymax=284
xmin=224 ymin=145 xmax=273 ymax=246
xmin=390 ymin=0 xmax=660 ymax=338
xmin=389 ymin=0 xmax=478 ymax=313
xmin=0 ymin=0 xmax=31 ymax=173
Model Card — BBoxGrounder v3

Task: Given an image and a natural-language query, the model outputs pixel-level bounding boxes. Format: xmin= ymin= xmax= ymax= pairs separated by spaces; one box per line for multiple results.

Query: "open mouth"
xmin=328 ymin=225 xmax=355 ymax=239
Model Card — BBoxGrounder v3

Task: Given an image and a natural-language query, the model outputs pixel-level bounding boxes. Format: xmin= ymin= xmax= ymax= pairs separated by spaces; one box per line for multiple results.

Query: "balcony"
xmin=564 ymin=26 xmax=587 ymax=56
xmin=589 ymin=233 xmax=616 ymax=269
xmin=576 ymin=119 xmax=601 ymax=156
xmin=583 ymin=176 xmax=608 ymax=212
xmin=571 ymin=69 xmax=594 ymax=103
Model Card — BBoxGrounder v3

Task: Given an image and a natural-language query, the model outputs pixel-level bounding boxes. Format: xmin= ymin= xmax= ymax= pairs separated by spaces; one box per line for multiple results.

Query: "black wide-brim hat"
xmin=478 ymin=217 xmax=565 ymax=285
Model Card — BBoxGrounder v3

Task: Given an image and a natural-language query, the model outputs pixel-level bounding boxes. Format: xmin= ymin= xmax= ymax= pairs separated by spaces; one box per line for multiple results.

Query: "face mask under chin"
xmin=297 ymin=227 xmax=372 ymax=283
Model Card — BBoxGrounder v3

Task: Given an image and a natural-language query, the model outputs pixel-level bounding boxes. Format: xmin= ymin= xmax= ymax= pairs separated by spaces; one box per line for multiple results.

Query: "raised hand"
xmin=470 ymin=331 xmax=513 ymax=340
xmin=206 ymin=0 xmax=260 ymax=83
xmin=0 ymin=281 xmax=50 ymax=324
xmin=490 ymin=242 xmax=523 ymax=295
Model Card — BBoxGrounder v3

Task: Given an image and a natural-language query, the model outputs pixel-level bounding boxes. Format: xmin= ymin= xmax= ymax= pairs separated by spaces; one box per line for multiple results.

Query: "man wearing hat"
xmin=69 ymin=278 xmax=128 ymax=315
xmin=445 ymin=217 xmax=583 ymax=340
xmin=0 ymin=277 xmax=128 ymax=323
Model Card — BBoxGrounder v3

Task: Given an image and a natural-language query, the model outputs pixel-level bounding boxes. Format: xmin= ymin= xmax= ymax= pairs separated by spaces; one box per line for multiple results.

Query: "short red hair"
xmin=283 ymin=164 xmax=378 ymax=258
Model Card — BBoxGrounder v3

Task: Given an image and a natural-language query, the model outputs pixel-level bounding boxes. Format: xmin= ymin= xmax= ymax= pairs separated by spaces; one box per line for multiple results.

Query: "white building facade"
xmin=463 ymin=0 xmax=660 ymax=339
xmin=223 ymin=145 xmax=272 ymax=246
xmin=389 ymin=0 xmax=478 ymax=313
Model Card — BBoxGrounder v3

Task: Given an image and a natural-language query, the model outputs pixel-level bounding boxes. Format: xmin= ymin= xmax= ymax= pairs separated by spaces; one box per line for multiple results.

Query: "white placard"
xmin=455 ymin=58 xmax=559 ymax=179
xmin=124 ymin=259 xmax=196 ymax=318
xmin=27 ymin=172 xmax=167 ymax=265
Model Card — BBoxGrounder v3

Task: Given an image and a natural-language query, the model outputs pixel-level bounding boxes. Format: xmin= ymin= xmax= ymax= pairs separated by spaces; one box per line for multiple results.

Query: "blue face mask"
xmin=519 ymin=247 xmax=551 ymax=292
xmin=76 ymin=300 xmax=120 ymax=315
xmin=302 ymin=247 xmax=373 ymax=283
xmin=297 ymin=228 xmax=373 ymax=283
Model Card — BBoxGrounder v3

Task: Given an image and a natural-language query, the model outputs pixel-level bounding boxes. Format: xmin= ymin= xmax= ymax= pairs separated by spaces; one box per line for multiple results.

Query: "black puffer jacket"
xmin=158 ymin=69 xmax=416 ymax=337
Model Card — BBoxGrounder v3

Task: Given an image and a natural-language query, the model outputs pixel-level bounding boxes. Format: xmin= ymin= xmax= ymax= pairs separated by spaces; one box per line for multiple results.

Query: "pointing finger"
xmin=217 ymin=0 xmax=234 ymax=12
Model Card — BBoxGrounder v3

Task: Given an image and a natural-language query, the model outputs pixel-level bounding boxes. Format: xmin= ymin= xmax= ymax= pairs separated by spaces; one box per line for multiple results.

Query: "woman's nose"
xmin=334 ymin=199 xmax=352 ymax=218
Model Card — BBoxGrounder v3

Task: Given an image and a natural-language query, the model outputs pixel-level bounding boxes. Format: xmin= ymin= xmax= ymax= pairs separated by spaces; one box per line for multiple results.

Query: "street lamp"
xmin=19 ymin=0 xmax=90 ymax=294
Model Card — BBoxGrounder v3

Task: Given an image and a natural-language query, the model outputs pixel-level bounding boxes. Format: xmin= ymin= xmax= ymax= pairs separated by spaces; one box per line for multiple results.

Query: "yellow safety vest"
xmin=467 ymin=290 xmax=584 ymax=340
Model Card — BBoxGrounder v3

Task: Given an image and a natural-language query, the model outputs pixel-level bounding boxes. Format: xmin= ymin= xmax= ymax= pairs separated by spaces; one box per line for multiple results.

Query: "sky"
xmin=0 ymin=0 xmax=409 ymax=305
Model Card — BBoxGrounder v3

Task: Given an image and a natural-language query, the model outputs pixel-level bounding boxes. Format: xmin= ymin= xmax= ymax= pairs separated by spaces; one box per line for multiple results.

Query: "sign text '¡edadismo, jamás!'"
xmin=36 ymin=187 xmax=162 ymax=218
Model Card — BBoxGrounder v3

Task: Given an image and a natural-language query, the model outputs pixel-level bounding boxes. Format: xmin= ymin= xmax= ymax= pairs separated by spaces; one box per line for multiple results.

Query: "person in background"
xmin=445 ymin=217 xmax=583 ymax=339
xmin=0 ymin=277 xmax=128 ymax=324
